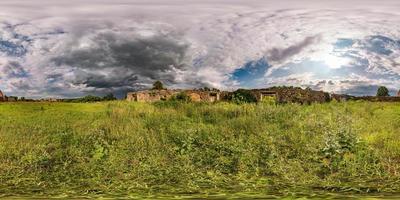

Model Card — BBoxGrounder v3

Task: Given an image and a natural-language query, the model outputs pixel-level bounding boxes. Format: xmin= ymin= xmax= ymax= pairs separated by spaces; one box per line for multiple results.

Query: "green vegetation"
xmin=62 ymin=93 xmax=117 ymax=103
xmin=152 ymin=81 xmax=165 ymax=90
xmin=0 ymin=101 xmax=400 ymax=198
xmin=229 ymin=89 xmax=258 ymax=103
xmin=377 ymin=86 xmax=390 ymax=97
xmin=261 ymin=96 xmax=276 ymax=105
xmin=171 ymin=92 xmax=192 ymax=102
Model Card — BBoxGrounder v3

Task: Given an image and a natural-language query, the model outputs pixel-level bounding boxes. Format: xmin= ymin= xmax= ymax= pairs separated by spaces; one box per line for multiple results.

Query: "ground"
xmin=0 ymin=101 xmax=400 ymax=199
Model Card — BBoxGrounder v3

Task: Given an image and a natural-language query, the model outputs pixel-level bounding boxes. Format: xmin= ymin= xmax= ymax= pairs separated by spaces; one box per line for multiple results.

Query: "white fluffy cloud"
xmin=0 ymin=0 xmax=400 ymax=98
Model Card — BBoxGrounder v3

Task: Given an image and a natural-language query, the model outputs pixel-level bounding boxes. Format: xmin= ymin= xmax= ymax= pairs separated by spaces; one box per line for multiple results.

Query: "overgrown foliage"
xmin=102 ymin=93 xmax=117 ymax=101
xmin=229 ymin=89 xmax=257 ymax=104
xmin=62 ymin=94 xmax=117 ymax=102
xmin=377 ymin=86 xmax=390 ymax=97
xmin=170 ymin=92 xmax=191 ymax=102
xmin=0 ymin=101 xmax=400 ymax=198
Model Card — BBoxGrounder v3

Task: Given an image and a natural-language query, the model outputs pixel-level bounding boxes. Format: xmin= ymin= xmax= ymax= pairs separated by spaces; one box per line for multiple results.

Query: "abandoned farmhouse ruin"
xmin=1 ymin=87 xmax=400 ymax=104
xmin=127 ymin=87 xmax=334 ymax=104
xmin=249 ymin=87 xmax=330 ymax=104
xmin=0 ymin=90 xmax=4 ymax=102
xmin=0 ymin=90 xmax=19 ymax=102
xmin=127 ymin=89 xmax=222 ymax=103
xmin=126 ymin=86 xmax=400 ymax=104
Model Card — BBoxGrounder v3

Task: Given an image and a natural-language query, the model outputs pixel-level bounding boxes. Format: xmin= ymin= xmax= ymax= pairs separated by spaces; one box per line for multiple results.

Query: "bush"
xmin=377 ymin=86 xmax=389 ymax=97
xmin=102 ymin=93 xmax=117 ymax=101
xmin=171 ymin=92 xmax=191 ymax=102
xmin=230 ymin=89 xmax=257 ymax=104
xmin=80 ymin=95 xmax=102 ymax=102
xmin=62 ymin=94 xmax=117 ymax=103
xmin=261 ymin=96 xmax=276 ymax=105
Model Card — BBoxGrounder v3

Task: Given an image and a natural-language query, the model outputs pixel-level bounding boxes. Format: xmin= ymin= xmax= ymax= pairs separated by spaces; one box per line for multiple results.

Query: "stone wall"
xmin=126 ymin=90 xmax=179 ymax=102
xmin=126 ymin=87 xmax=400 ymax=104
xmin=185 ymin=90 xmax=220 ymax=102
xmin=251 ymin=87 xmax=331 ymax=104
xmin=0 ymin=90 xmax=4 ymax=102
xmin=6 ymin=96 xmax=17 ymax=102
xmin=126 ymin=89 xmax=221 ymax=102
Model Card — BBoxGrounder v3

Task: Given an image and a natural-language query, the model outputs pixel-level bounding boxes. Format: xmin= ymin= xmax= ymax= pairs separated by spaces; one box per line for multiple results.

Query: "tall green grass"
xmin=0 ymin=101 xmax=399 ymax=197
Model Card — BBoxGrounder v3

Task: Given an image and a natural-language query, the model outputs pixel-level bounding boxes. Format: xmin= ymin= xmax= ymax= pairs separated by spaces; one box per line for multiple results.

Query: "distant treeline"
xmin=61 ymin=93 xmax=117 ymax=103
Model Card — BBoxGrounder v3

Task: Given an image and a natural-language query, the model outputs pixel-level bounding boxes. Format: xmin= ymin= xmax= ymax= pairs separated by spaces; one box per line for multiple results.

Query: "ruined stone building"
xmin=0 ymin=91 xmax=19 ymax=102
xmin=127 ymin=90 xmax=178 ymax=102
xmin=126 ymin=86 xmax=331 ymax=104
xmin=0 ymin=90 xmax=4 ymax=102
xmin=397 ymin=90 xmax=400 ymax=97
xmin=186 ymin=90 xmax=221 ymax=102
xmin=6 ymin=96 xmax=18 ymax=102
xmin=126 ymin=89 xmax=221 ymax=103
xmin=126 ymin=86 xmax=400 ymax=104
xmin=250 ymin=87 xmax=331 ymax=104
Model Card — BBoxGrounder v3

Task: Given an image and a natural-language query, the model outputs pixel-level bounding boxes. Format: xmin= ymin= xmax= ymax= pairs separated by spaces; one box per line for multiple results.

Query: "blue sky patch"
xmin=334 ymin=38 xmax=354 ymax=49
xmin=231 ymin=57 xmax=270 ymax=87
xmin=366 ymin=35 xmax=397 ymax=56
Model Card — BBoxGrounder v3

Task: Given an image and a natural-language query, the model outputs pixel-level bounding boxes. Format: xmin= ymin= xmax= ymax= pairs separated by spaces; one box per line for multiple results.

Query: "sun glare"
xmin=320 ymin=53 xmax=351 ymax=69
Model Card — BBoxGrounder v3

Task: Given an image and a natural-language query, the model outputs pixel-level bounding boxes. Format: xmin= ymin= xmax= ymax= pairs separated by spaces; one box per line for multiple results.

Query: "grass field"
xmin=1 ymin=101 xmax=400 ymax=198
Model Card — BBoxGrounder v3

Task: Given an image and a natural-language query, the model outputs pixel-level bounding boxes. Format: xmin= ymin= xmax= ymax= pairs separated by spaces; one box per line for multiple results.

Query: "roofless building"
xmin=0 ymin=90 xmax=5 ymax=102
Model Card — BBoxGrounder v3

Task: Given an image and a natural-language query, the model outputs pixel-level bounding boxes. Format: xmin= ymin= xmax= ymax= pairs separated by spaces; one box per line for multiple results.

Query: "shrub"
xmin=376 ymin=86 xmax=389 ymax=97
xmin=261 ymin=96 xmax=276 ymax=105
xmin=102 ymin=93 xmax=117 ymax=101
xmin=171 ymin=92 xmax=191 ymax=102
xmin=80 ymin=95 xmax=102 ymax=102
xmin=230 ymin=89 xmax=257 ymax=104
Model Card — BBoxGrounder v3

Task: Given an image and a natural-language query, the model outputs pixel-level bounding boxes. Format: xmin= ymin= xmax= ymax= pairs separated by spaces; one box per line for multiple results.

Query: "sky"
xmin=0 ymin=0 xmax=400 ymax=98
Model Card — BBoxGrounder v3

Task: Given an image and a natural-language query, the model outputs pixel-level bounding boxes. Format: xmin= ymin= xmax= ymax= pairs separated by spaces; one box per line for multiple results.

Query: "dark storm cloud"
xmin=267 ymin=35 xmax=320 ymax=62
xmin=52 ymin=32 xmax=190 ymax=90
xmin=72 ymin=69 xmax=138 ymax=88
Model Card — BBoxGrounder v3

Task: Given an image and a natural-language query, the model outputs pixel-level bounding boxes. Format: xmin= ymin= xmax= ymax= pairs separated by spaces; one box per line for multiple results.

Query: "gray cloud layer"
xmin=267 ymin=35 xmax=320 ymax=62
xmin=52 ymin=32 xmax=189 ymax=90
xmin=1 ymin=0 xmax=400 ymax=98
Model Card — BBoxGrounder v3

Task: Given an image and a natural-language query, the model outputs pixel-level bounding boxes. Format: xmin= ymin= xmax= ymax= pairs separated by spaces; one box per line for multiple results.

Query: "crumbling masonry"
xmin=126 ymin=89 xmax=221 ymax=103
xmin=0 ymin=90 xmax=4 ymax=102
xmin=126 ymin=87 xmax=332 ymax=104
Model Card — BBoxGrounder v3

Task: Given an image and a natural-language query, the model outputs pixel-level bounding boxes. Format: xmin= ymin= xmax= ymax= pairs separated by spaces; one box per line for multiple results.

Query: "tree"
xmin=376 ymin=86 xmax=389 ymax=97
xmin=81 ymin=95 xmax=102 ymax=102
xmin=103 ymin=93 xmax=117 ymax=101
xmin=152 ymin=81 xmax=164 ymax=90
xmin=202 ymin=87 xmax=210 ymax=91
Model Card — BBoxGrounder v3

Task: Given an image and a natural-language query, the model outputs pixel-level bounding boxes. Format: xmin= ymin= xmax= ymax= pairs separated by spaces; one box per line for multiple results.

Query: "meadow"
xmin=0 ymin=101 xmax=400 ymax=199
